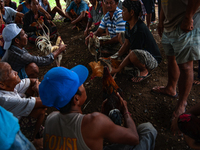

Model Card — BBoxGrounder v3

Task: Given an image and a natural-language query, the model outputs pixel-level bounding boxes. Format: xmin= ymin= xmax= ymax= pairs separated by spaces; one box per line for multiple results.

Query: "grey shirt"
xmin=1 ymin=45 xmax=54 ymax=72
xmin=3 ymin=7 xmax=17 ymax=24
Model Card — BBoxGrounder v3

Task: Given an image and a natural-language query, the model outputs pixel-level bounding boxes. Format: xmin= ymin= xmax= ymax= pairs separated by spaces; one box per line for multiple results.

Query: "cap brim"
xmin=70 ymin=65 xmax=89 ymax=86
xmin=3 ymin=41 xmax=12 ymax=50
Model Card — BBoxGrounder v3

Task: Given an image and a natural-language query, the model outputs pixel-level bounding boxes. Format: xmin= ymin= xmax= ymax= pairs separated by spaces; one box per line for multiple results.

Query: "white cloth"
xmin=3 ymin=7 xmax=17 ymax=24
xmin=0 ymin=78 xmax=36 ymax=119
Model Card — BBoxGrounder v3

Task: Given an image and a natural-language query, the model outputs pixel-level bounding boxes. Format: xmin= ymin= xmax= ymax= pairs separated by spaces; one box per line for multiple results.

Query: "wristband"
xmin=123 ymin=112 xmax=131 ymax=116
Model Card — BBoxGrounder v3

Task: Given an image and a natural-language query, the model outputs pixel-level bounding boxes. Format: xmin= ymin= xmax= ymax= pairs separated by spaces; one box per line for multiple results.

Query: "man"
xmin=0 ymin=0 xmax=23 ymax=24
xmin=39 ymin=65 xmax=157 ymax=150
xmin=85 ymin=0 xmax=126 ymax=54
xmin=0 ymin=62 xmax=47 ymax=141
xmin=110 ymin=0 xmax=161 ymax=83
xmin=142 ymin=0 xmax=154 ymax=29
xmin=0 ymin=106 xmax=36 ymax=150
xmin=151 ymin=0 xmax=200 ymax=133
xmin=1 ymin=23 xmax=66 ymax=79
xmin=23 ymin=0 xmax=58 ymax=43
xmin=84 ymin=0 xmax=105 ymax=36
xmin=65 ymin=0 xmax=89 ymax=28
xmin=4 ymin=0 xmax=17 ymax=10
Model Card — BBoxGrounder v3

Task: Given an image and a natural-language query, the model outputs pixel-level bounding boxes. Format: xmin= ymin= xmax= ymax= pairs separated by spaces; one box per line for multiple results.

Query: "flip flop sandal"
xmin=131 ymin=73 xmax=151 ymax=83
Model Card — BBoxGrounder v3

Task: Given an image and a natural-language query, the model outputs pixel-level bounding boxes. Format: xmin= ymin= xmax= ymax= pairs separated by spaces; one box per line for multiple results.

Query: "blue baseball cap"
xmin=39 ymin=65 xmax=89 ymax=109
xmin=2 ymin=23 xmax=22 ymax=50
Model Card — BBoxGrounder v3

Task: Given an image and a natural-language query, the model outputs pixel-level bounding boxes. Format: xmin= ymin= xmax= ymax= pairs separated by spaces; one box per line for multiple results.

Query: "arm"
xmin=16 ymin=12 xmax=24 ymax=18
xmin=25 ymin=78 xmax=40 ymax=97
xmin=39 ymin=5 xmax=52 ymax=20
xmin=157 ymin=4 xmax=165 ymax=37
xmin=100 ymin=34 xmax=120 ymax=46
xmin=118 ymin=39 xmax=130 ymax=57
xmin=16 ymin=4 xmax=23 ymax=12
xmin=84 ymin=21 xmax=92 ymax=36
xmin=65 ymin=12 xmax=73 ymax=21
xmin=71 ymin=11 xmax=86 ymax=24
xmin=82 ymin=93 xmax=139 ymax=149
xmin=184 ymin=135 xmax=200 ymax=150
xmin=181 ymin=0 xmax=200 ymax=32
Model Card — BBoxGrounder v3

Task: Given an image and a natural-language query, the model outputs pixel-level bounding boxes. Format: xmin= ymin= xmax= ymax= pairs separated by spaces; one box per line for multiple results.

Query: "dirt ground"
xmin=27 ymin=16 xmax=200 ymax=150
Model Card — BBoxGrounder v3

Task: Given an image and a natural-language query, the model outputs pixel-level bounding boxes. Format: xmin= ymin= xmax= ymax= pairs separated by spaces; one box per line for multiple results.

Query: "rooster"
xmin=35 ymin=36 xmax=64 ymax=66
xmin=102 ymin=66 xmax=123 ymax=125
xmin=88 ymin=32 xmax=100 ymax=62
xmin=88 ymin=61 xmax=104 ymax=79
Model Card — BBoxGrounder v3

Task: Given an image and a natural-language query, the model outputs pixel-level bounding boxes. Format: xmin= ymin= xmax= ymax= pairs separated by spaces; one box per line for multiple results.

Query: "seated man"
xmin=0 ymin=0 xmax=23 ymax=24
xmin=85 ymin=0 xmax=126 ymax=54
xmin=84 ymin=0 xmax=105 ymax=36
xmin=39 ymin=0 xmax=68 ymax=21
xmin=39 ymin=65 xmax=157 ymax=150
xmin=4 ymin=0 xmax=17 ymax=10
xmin=0 ymin=62 xmax=47 ymax=141
xmin=0 ymin=106 xmax=36 ymax=150
xmin=23 ymin=0 xmax=57 ymax=43
xmin=110 ymin=0 xmax=162 ymax=83
xmin=65 ymin=0 xmax=89 ymax=29
xmin=1 ymin=23 xmax=66 ymax=79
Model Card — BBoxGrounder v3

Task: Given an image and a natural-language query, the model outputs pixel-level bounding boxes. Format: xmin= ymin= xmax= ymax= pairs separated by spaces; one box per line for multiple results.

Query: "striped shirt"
xmin=99 ymin=7 xmax=126 ymax=38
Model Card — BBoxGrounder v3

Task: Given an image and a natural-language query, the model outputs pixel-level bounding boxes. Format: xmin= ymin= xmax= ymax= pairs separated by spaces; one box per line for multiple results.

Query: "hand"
xmin=101 ymin=99 xmax=108 ymax=113
xmin=180 ymin=17 xmax=194 ymax=33
xmin=157 ymin=22 xmax=164 ymax=38
xmin=117 ymin=92 xmax=128 ymax=114
xmin=84 ymin=29 xmax=89 ymax=37
xmin=32 ymin=79 xmax=40 ymax=96
xmin=58 ymin=40 xmax=67 ymax=52
xmin=0 ymin=40 xmax=3 ymax=47
xmin=171 ymin=116 xmax=182 ymax=136
xmin=45 ymin=13 xmax=52 ymax=20
xmin=85 ymin=35 xmax=90 ymax=46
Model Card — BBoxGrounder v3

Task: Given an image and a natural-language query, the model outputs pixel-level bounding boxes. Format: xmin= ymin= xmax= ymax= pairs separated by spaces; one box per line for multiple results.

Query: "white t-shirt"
xmin=3 ymin=6 xmax=17 ymax=24
xmin=0 ymin=78 xmax=36 ymax=119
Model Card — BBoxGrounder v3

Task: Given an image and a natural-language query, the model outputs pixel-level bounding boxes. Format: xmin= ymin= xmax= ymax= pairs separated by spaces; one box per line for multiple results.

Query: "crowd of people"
xmin=0 ymin=0 xmax=200 ymax=149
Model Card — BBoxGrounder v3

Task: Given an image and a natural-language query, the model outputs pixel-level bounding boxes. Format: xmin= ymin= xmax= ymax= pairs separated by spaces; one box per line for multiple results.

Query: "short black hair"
xmin=59 ymin=89 xmax=82 ymax=114
xmin=122 ymin=0 xmax=141 ymax=17
xmin=11 ymin=32 xmax=21 ymax=46
xmin=104 ymin=0 xmax=119 ymax=4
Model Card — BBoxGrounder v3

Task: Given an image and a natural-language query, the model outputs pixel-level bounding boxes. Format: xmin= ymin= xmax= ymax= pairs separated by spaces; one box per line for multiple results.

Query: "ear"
xmin=0 ymin=81 xmax=5 ymax=90
xmin=72 ymin=95 xmax=80 ymax=105
xmin=14 ymin=38 xmax=20 ymax=44
xmin=130 ymin=10 xmax=134 ymax=17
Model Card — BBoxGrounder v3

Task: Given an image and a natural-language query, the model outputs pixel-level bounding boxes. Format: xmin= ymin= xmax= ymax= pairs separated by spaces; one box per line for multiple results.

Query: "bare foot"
xmin=151 ymin=86 xmax=178 ymax=98
xmin=131 ymin=72 xmax=149 ymax=82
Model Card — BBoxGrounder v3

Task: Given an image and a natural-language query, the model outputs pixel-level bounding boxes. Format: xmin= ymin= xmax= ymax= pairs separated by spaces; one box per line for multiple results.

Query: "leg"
xmin=152 ymin=55 xmax=179 ymax=97
xmin=25 ymin=63 xmax=39 ymax=78
xmin=51 ymin=6 xmax=68 ymax=18
xmin=29 ymin=108 xmax=47 ymax=140
xmin=55 ymin=0 xmax=61 ymax=9
xmin=132 ymin=122 xmax=157 ymax=150
xmin=176 ymin=61 xmax=193 ymax=116
xmin=146 ymin=13 xmax=152 ymax=29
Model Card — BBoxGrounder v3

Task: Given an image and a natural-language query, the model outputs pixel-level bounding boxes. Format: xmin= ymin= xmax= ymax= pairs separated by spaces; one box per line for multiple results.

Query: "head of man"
xmin=0 ymin=0 xmax=4 ymax=10
xmin=3 ymin=23 xmax=27 ymax=50
xmin=89 ymin=0 xmax=97 ymax=7
xmin=4 ymin=0 xmax=10 ymax=7
xmin=104 ymin=0 xmax=118 ymax=13
xmin=0 ymin=62 xmax=21 ymax=91
xmin=122 ymin=0 xmax=141 ymax=21
xmin=39 ymin=65 xmax=89 ymax=113
xmin=31 ymin=0 xmax=39 ymax=12
xmin=74 ymin=0 xmax=81 ymax=6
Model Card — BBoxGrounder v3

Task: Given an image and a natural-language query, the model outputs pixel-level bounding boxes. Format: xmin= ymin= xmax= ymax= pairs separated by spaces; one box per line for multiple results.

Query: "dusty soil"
xmin=27 ymin=19 xmax=200 ymax=150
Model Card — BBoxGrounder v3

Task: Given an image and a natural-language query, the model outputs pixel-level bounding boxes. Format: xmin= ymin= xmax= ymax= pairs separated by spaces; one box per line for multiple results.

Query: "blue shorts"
xmin=162 ymin=26 xmax=200 ymax=64
xmin=9 ymin=130 xmax=36 ymax=150
xmin=18 ymin=67 xmax=28 ymax=79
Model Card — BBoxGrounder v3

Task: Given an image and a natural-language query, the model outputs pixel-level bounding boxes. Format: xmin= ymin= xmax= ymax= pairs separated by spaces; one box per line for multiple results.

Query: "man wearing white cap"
xmin=39 ymin=65 xmax=157 ymax=150
xmin=1 ymin=23 xmax=66 ymax=79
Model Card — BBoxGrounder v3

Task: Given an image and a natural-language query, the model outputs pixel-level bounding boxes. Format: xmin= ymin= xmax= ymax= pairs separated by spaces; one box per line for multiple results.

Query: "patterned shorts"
xmin=132 ymin=49 xmax=158 ymax=70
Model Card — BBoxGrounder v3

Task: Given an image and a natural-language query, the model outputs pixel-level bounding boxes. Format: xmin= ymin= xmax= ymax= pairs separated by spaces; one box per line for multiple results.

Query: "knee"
xmin=178 ymin=61 xmax=193 ymax=71
xmin=137 ymin=122 xmax=157 ymax=138
xmin=25 ymin=63 xmax=39 ymax=78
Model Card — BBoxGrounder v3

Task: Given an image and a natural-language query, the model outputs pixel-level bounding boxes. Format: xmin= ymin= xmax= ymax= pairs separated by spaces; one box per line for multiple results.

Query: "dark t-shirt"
xmin=125 ymin=19 xmax=162 ymax=64
xmin=9 ymin=1 xmax=17 ymax=10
